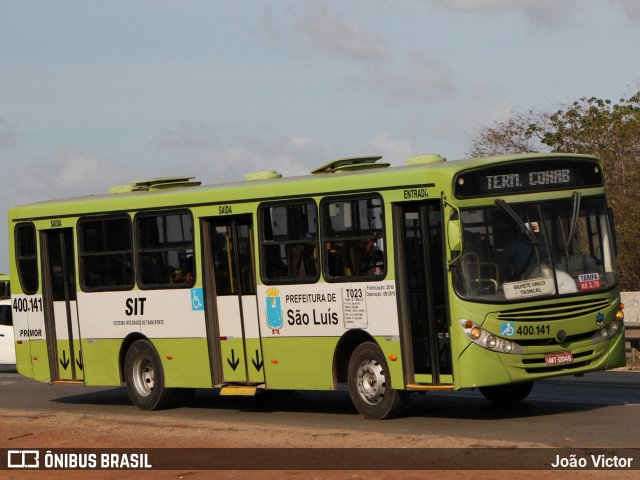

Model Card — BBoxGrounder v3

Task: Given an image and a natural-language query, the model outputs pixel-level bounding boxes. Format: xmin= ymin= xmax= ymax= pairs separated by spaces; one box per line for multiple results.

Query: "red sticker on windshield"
xmin=578 ymin=273 xmax=600 ymax=291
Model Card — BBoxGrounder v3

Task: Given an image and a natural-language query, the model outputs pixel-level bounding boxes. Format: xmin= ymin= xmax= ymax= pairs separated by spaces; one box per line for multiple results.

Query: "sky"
xmin=1 ymin=0 xmax=640 ymax=272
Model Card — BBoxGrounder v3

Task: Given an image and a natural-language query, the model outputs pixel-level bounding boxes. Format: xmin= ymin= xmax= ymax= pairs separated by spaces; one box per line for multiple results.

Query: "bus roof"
xmin=9 ymin=152 xmax=599 ymax=220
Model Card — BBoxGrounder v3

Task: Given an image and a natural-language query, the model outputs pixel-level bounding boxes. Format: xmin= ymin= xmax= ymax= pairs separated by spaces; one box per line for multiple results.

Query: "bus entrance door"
xmin=41 ymin=229 xmax=84 ymax=382
xmin=202 ymin=215 xmax=264 ymax=386
xmin=394 ymin=202 xmax=452 ymax=386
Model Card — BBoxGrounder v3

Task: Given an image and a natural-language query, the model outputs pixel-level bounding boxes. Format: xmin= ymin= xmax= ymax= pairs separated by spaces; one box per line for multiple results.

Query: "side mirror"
xmin=443 ymin=198 xmax=463 ymax=267
xmin=447 ymin=219 xmax=462 ymax=252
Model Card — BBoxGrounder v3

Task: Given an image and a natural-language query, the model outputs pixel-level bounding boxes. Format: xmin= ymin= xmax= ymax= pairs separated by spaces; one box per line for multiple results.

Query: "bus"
xmin=8 ymin=153 xmax=626 ymax=419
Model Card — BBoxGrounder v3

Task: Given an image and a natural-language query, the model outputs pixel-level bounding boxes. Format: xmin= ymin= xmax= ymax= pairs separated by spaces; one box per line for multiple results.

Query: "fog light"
xmin=486 ymin=335 xmax=497 ymax=349
xmin=470 ymin=327 xmax=482 ymax=340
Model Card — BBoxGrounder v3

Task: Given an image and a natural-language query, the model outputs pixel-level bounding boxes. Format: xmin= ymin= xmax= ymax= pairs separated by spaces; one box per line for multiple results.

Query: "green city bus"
xmin=8 ymin=153 xmax=626 ymax=419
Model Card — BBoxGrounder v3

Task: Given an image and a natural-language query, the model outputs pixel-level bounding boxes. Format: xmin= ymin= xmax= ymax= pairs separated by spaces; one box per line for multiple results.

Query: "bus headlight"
xmin=470 ymin=327 xmax=482 ymax=340
xmin=460 ymin=319 xmax=523 ymax=354
xmin=600 ymin=328 xmax=610 ymax=340
xmin=609 ymin=321 xmax=620 ymax=335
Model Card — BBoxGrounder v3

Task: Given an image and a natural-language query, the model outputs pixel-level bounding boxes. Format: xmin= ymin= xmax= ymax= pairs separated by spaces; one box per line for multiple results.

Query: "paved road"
xmin=1 ymin=364 xmax=639 ymax=448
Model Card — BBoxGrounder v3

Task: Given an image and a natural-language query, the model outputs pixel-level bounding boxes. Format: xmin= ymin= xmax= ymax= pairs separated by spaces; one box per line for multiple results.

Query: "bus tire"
xmin=124 ymin=339 xmax=176 ymax=410
xmin=479 ymin=381 xmax=534 ymax=405
xmin=347 ymin=342 xmax=408 ymax=419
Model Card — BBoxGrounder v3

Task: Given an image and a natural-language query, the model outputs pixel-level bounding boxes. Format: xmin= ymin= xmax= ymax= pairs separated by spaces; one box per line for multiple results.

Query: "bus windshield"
xmin=453 ymin=196 xmax=616 ymax=302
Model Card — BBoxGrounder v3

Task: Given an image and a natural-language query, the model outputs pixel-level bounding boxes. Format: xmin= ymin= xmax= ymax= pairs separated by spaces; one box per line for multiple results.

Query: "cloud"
xmin=369 ymin=132 xmax=415 ymax=164
xmin=151 ymin=121 xmax=217 ymax=150
xmin=0 ymin=117 xmax=17 ymax=151
xmin=191 ymin=135 xmax=332 ymax=184
xmin=424 ymin=0 xmax=588 ymax=25
xmin=608 ymin=0 xmax=640 ymax=23
xmin=297 ymin=2 xmax=388 ymax=60
xmin=8 ymin=147 xmax=135 ymax=204
xmin=360 ymin=52 xmax=455 ymax=104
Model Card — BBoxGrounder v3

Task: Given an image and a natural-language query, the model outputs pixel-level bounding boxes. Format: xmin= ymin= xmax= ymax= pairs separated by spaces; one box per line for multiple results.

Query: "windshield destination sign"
xmin=454 ymin=159 xmax=603 ymax=198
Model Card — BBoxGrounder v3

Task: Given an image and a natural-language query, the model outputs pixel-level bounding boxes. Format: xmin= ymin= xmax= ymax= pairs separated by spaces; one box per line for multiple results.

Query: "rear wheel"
xmin=479 ymin=382 xmax=534 ymax=405
xmin=124 ymin=339 xmax=178 ymax=410
xmin=347 ymin=342 xmax=408 ymax=419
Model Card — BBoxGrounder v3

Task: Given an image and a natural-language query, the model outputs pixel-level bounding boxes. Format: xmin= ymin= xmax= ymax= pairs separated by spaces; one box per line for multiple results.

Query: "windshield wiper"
xmin=495 ymin=199 xmax=539 ymax=245
xmin=495 ymin=198 xmax=541 ymax=272
xmin=566 ymin=192 xmax=582 ymax=251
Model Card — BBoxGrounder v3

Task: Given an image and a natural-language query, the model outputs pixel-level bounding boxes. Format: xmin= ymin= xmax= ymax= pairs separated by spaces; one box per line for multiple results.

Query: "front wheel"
xmin=347 ymin=342 xmax=408 ymax=419
xmin=124 ymin=339 xmax=178 ymax=410
xmin=479 ymin=382 xmax=534 ymax=405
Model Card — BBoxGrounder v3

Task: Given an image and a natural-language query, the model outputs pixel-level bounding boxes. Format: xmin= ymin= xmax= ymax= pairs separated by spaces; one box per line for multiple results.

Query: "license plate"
xmin=545 ymin=351 xmax=573 ymax=366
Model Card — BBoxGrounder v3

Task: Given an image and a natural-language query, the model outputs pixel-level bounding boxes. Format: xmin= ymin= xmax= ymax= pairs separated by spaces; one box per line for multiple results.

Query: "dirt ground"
xmin=1 ymin=405 xmax=638 ymax=480
xmin=3 ymin=353 xmax=640 ymax=480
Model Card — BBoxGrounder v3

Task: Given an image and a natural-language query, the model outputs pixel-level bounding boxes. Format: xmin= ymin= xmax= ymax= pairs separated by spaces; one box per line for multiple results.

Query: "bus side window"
xmin=260 ymin=201 xmax=319 ymax=284
xmin=136 ymin=211 xmax=195 ymax=289
xmin=79 ymin=216 xmax=134 ymax=291
xmin=15 ymin=223 xmax=39 ymax=295
xmin=321 ymin=195 xmax=385 ymax=282
xmin=0 ymin=303 xmax=12 ymax=326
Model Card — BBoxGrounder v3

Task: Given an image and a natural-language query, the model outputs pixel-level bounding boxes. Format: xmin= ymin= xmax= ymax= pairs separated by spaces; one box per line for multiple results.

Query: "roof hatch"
xmin=108 ymin=176 xmax=201 ymax=194
xmin=406 ymin=153 xmax=446 ymax=165
xmin=245 ymin=170 xmax=282 ymax=181
xmin=311 ymin=156 xmax=389 ymax=174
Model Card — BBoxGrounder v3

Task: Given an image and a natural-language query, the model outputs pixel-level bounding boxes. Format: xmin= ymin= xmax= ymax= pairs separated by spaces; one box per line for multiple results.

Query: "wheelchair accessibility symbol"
xmin=501 ymin=322 xmax=515 ymax=337
xmin=191 ymin=288 xmax=204 ymax=311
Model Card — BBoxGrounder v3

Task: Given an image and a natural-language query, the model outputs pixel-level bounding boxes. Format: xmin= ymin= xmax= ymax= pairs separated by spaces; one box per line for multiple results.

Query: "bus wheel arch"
xmin=340 ymin=337 xmax=409 ymax=419
xmin=119 ymin=333 xmax=147 ymax=384
xmin=333 ymin=329 xmax=374 ymax=386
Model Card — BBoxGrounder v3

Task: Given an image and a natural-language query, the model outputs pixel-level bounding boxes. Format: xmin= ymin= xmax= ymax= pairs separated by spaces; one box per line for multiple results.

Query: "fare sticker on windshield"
xmin=578 ymin=273 xmax=601 ymax=291
xmin=503 ymin=277 xmax=556 ymax=299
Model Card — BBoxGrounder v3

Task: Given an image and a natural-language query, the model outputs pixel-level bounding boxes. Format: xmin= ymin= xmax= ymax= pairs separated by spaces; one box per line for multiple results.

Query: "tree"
xmin=468 ymin=93 xmax=640 ymax=291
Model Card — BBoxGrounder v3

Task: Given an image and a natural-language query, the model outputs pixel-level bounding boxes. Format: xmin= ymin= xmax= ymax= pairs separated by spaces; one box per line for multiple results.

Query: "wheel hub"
xmin=356 ymin=359 xmax=386 ymax=405
xmin=132 ymin=356 xmax=154 ymax=397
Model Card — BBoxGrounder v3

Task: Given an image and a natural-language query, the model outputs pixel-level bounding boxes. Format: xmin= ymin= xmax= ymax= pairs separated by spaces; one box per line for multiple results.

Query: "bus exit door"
xmin=41 ymin=229 xmax=84 ymax=382
xmin=201 ymin=215 xmax=264 ymax=386
xmin=394 ymin=202 xmax=452 ymax=386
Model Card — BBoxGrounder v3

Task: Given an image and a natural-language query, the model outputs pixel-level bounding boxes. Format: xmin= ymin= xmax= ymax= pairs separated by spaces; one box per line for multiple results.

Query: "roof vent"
xmin=311 ymin=156 xmax=389 ymax=174
xmin=406 ymin=153 xmax=446 ymax=165
xmin=108 ymin=176 xmax=201 ymax=194
xmin=245 ymin=170 xmax=282 ymax=181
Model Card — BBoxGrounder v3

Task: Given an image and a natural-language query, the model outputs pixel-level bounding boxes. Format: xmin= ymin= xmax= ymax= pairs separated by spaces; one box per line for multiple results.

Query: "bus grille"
xmin=496 ymin=298 xmax=612 ymax=322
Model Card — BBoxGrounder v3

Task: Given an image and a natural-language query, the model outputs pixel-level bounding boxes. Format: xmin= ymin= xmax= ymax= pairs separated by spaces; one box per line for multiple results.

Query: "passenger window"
xmin=79 ymin=216 xmax=134 ymax=291
xmin=136 ymin=211 xmax=195 ymax=288
xmin=321 ymin=196 xmax=386 ymax=281
xmin=0 ymin=305 xmax=12 ymax=326
xmin=260 ymin=201 xmax=319 ymax=283
xmin=15 ymin=223 xmax=39 ymax=294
